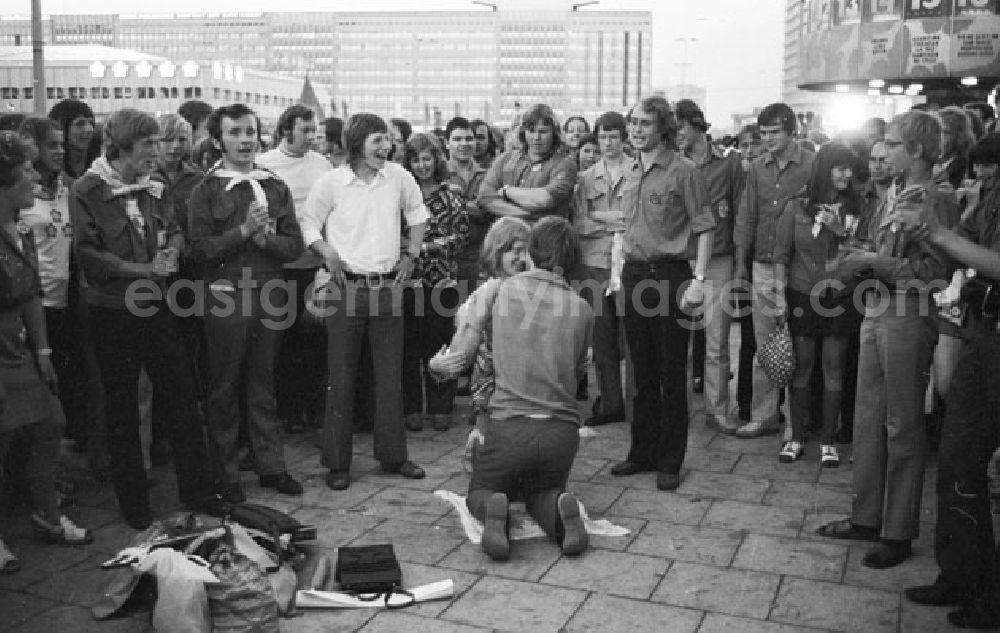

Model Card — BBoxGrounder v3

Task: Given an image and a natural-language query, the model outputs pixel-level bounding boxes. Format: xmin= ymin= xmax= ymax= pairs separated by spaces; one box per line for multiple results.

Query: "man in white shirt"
xmin=299 ymin=113 xmax=429 ymax=491
xmin=257 ymin=105 xmax=332 ymax=213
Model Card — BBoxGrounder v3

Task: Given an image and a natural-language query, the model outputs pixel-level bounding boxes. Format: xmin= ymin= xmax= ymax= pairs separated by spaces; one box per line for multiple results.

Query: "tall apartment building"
xmin=0 ymin=9 xmax=651 ymax=126
xmin=781 ymin=0 xmax=824 ymax=118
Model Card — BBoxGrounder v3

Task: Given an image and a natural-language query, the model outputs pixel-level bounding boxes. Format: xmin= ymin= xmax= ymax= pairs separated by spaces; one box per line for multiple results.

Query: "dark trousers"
xmin=276 ymin=268 xmax=328 ymax=426
xmin=204 ymin=288 xmax=287 ymax=483
xmin=402 ymin=285 xmax=459 ymax=415
xmin=44 ymin=306 xmax=89 ymax=445
xmin=578 ymin=267 xmax=625 ymax=416
xmin=89 ymin=306 xmax=214 ymax=519
xmin=467 ymin=417 xmax=579 ymax=540
xmin=935 ymin=325 xmax=1000 ymax=602
xmin=622 ymin=260 xmax=692 ymax=474
xmin=321 ymin=284 xmax=407 ymax=472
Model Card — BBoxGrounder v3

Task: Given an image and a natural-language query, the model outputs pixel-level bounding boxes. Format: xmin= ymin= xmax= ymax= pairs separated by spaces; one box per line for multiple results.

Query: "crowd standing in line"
xmin=0 ymin=93 xmax=997 ymax=629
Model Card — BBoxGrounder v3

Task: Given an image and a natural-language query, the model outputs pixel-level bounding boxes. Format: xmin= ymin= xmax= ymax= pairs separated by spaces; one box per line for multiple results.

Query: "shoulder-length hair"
xmin=938 ymin=105 xmax=975 ymax=161
xmin=806 ymin=141 xmax=861 ymax=217
xmin=344 ymin=113 xmax=388 ymax=165
xmin=637 ymin=95 xmax=679 ymax=149
xmin=517 ymin=104 xmax=562 ymax=155
xmin=403 ymin=133 xmax=448 ymax=183
xmin=480 ymin=216 xmax=530 ymax=278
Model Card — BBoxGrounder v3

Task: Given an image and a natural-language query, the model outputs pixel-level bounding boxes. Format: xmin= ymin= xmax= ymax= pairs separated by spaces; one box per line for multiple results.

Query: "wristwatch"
xmin=694 ymin=273 xmax=705 ymax=282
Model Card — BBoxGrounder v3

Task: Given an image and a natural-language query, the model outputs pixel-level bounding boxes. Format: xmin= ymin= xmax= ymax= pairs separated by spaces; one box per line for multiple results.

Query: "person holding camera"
xmin=902 ymin=133 xmax=1000 ymax=630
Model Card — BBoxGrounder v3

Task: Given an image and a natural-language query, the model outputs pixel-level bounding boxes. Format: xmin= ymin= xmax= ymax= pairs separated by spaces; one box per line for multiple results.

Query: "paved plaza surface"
xmin=0 ymin=373 xmax=964 ymax=632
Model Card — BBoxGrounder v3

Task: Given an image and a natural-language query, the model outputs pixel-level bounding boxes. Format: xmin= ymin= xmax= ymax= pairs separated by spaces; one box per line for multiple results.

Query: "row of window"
xmin=0 ymin=85 xmax=296 ymax=107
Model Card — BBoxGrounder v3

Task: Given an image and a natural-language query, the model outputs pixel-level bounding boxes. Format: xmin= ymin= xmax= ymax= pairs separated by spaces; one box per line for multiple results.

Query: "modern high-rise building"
xmin=0 ymin=8 xmax=652 ymax=126
xmin=782 ymin=0 xmax=824 ymax=119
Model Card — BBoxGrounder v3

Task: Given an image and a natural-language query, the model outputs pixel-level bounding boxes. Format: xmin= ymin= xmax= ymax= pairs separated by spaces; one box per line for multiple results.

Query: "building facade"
xmin=0 ymin=9 xmax=652 ymax=127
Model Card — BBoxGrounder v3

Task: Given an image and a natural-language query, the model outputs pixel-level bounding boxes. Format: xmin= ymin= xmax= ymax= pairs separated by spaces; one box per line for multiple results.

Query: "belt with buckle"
xmin=344 ymin=271 xmax=395 ymax=285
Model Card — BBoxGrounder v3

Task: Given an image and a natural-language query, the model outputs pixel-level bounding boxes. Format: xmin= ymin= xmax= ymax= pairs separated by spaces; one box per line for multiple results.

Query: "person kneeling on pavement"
xmin=430 ymin=216 xmax=593 ymax=561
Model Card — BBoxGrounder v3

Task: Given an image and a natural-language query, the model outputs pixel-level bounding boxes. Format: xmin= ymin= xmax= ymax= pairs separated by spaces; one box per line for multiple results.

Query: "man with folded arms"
xmin=298 ymin=113 xmax=428 ymax=491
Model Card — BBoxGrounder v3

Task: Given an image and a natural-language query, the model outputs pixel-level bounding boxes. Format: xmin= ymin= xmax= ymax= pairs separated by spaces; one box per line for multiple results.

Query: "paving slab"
xmin=676 ymin=470 xmax=771 ymax=504
xmin=9 ymin=605 xmax=152 ymax=633
xmin=563 ymin=593 xmax=703 ymax=633
xmin=358 ymin=612 xmax=492 ymax=633
xmin=586 ymin=515 xmax=645 ymax=552
xmin=394 ymin=561 xmax=482 ymax=618
xmin=22 ymin=554 xmax=116 ymax=607
xmin=762 ymin=480 xmax=853 ymax=514
xmin=540 ymin=548 xmax=668 ymax=599
xmin=438 ymin=539 xmax=562 ymax=582
xmin=651 ymin=561 xmax=781 ymax=619
xmin=701 ymin=499 xmax=805 ymax=539
xmin=290 ymin=506 xmax=383 ymax=550
xmin=732 ymin=534 xmax=847 ymax=582
xmin=698 ymin=613 xmax=828 ymax=633
xmin=564 ymin=481 xmax=626 ymax=514
xmin=607 ymin=489 xmax=711 ymax=525
xmin=346 ymin=518 xmax=465 ymax=565
xmin=441 ymin=575 xmax=588 ymax=632
xmin=841 ymin=543 xmax=940 ymax=592
xmin=292 ymin=478 xmax=384 ymax=511
xmin=770 ymin=577 xmax=899 ymax=632
xmin=732 ymin=453 xmax=821 ymax=483
xmin=682 ymin=447 xmax=742 ymax=474
xmin=628 ymin=520 xmax=743 ymax=567
xmin=0 ymin=539 xmax=94 ymax=592
xmin=349 ymin=488 xmax=451 ymax=525
xmin=0 ymin=591 xmax=59 ymax=630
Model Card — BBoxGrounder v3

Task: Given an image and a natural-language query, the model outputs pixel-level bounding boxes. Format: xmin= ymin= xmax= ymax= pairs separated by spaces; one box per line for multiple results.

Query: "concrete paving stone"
xmin=762 ymin=481 xmax=853 ymax=514
xmin=797 ymin=511 xmax=856 ymax=544
xmin=352 ymin=488 xmax=452 ymax=524
xmin=676 ymin=470 xmax=771 ymax=504
xmin=562 ymin=593 xmax=703 ymax=633
xmin=346 ymin=518 xmax=465 ymax=565
xmin=708 ymin=433 xmax=784 ymax=456
xmin=687 ymin=425 xmax=721 ymax=450
xmin=607 ymin=489 xmax=712 ymax=525
xmin=358 ymin=611 xmax=492 ymax=633
xmin=586 ymin=515 xmax=646 ymax=552
xmin=88 ymin=519 xmax=143 ymax=556
xmin=568 ymin=456 xmax=610 ymax=482
xmin=437 ymin=539 xmax=563 ymax=582
xmin=842 ymin=542 xmax=940 ymax=592
xmin=816 ymin=462 xmax=854 ymax=488
xmin=405 ymin=438 xmax=469 ymax=464
xmin=698 ymin=613 xmax=828 ymax=633
xmin=22 ymin=554 xmax=117 ymax=607
xmin=283 ymin=607 xmax=376 ymax=632
xmin=589 ymin=463 xmax=662 ymax=491
xmin=701 ymin=500 xmax=805 ymax=539
xmin=652 ymin=561 xmax=782 ymax=620
xmin=681 ymin=447 xmax=742 ymax=474
xmin=393 ymin=561 xmax=482 ymax=618
xmin=732 ymin=534 xmax=847 ymax=583
xmin=564 ymin=481 xmax=626 ymax=514
xmin=290 ymin=506 xmax=383 ymax=550
xmin=628 ymin=520 xmax=743 ymax=567
xmin=732 ymin=453 xmax=821 ymax=484
xmin=0 ymin=539 xmax=95 ymax=592
xmin=360 ymin=469 xmax=455 ymax=493
xmin=9 ymin=605 xmax=152 ymax=633
xmin=540 ymin=548 xmax=668 ymax=599
xmin=574 ymin=435 xmax=633 ymax=461
xmin=0 ymin=591 xmax=58 ymax=629
xmin=441 ymin=575 xmax=588 ymax=632
xmin=771 ymin=577 xmax=899 ymax=632
xmin=293 ymin=478 xmax=384 ymax=511
xmin=899 ymin=598 xmax=965 ymax=633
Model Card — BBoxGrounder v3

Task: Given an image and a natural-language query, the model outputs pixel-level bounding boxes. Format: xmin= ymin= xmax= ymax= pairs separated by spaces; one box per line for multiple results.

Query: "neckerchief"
xmin=87 ymin=156 xmax=164 ymax=199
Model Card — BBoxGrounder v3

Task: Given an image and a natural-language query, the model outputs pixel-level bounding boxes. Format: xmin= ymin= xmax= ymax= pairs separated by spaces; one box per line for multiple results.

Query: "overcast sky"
xmin=27 ymin=0 xmax=785 ymax=127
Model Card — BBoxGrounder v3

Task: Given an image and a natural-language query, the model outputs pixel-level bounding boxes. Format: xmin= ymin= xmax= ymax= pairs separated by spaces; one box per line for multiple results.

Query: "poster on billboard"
xmin=905 ymin=19 xmax=952 ymax=74
xmin=951 ymin=15 xmax=1000 ymax=73
xmin=953 ymin=0 xmax=1000 ymax=17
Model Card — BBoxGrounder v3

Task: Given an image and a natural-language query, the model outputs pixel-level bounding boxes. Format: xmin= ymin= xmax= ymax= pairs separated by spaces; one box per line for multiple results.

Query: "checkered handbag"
xmin=758 ymin=321 xmax=796 ymax=389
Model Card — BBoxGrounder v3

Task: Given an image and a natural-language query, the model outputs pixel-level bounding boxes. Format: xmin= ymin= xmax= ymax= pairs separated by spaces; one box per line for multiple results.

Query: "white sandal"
xmin=821 ymin=445 xmax=840 ymax=468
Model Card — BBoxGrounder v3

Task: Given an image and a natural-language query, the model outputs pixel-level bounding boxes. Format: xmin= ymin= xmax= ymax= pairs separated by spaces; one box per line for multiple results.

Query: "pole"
xmin=31 ymin=0 xmax=46 ymax=115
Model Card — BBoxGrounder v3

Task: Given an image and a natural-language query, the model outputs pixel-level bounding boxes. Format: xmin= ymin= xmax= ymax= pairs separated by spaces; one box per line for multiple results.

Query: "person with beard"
xmin=71 ymin=108 xmax=222 ymax=528
xmin=299 ymin=113 xmax=429 ymax=491
xmin=478 ymin=104 xmax=577 ymax=224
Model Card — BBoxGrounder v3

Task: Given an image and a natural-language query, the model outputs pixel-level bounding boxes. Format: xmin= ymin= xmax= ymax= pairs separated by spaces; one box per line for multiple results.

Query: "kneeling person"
xmin=432 ymin=217 xmax=593 ymax=561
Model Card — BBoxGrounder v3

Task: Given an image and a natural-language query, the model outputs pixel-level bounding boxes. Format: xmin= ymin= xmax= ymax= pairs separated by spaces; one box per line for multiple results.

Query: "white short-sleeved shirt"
xmin=21 ymin=185 xmax=72 ymax=308
xmin=255 ymin=148 xmax=331 ymax=211
xmin=298 ymin=162 xmax=429 ymax=274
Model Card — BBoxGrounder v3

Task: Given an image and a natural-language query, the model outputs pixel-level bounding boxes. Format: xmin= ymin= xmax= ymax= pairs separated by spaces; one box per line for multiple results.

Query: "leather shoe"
xmin=584 ymin=412 xmax=625 ymax=427
xmin=735 ymin=419 xmax=780 ymax=438
xmin=325 ymin=470 xmax=351 ymax=490
xmin=610 ymin=461 xmax=650 ymax=476
xmin=557 ymin=492 xmax=588 ymax=555
xmin=482 ymin=492 xmax=510 ymax=561
xmin=657 ymin=472 xmax=682 ymax=491
xmin=862 ymin=539 xmax=911 ymax=569
xmin=905 ymin=578 xmax=968 ymax=606
xmin=383 ymin=460 xmax=426 ymax=479
xmin=259 ymin=472 xmax=303 ymax=496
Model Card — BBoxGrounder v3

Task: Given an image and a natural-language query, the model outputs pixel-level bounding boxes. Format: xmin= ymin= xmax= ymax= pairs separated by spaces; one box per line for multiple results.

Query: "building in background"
xmin=663 ymin=83 xmax=708 ymax=112
xmin=0 ymin=8 xmax=652 ymax=127
xmin=0 ymin=45 xmax=306 ymax=128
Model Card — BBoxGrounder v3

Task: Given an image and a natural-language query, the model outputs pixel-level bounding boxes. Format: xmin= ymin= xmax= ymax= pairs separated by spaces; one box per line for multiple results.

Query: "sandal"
xmin=815 ymin=518 xmax=878 ymax=541
xmin=31 ymin=514 xmax=93 ymax=546
xmin=0 ymin=538 xmax=19 ymax=574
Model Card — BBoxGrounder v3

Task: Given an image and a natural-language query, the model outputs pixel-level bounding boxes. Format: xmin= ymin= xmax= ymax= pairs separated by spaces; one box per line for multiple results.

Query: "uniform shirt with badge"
xmin=21 ymin=180 xmax=72 ymax=308
xmin=622 ymin=147 xmax=715 ymax=262
xmin=572 ymin=157 xmax=636 ymax=269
